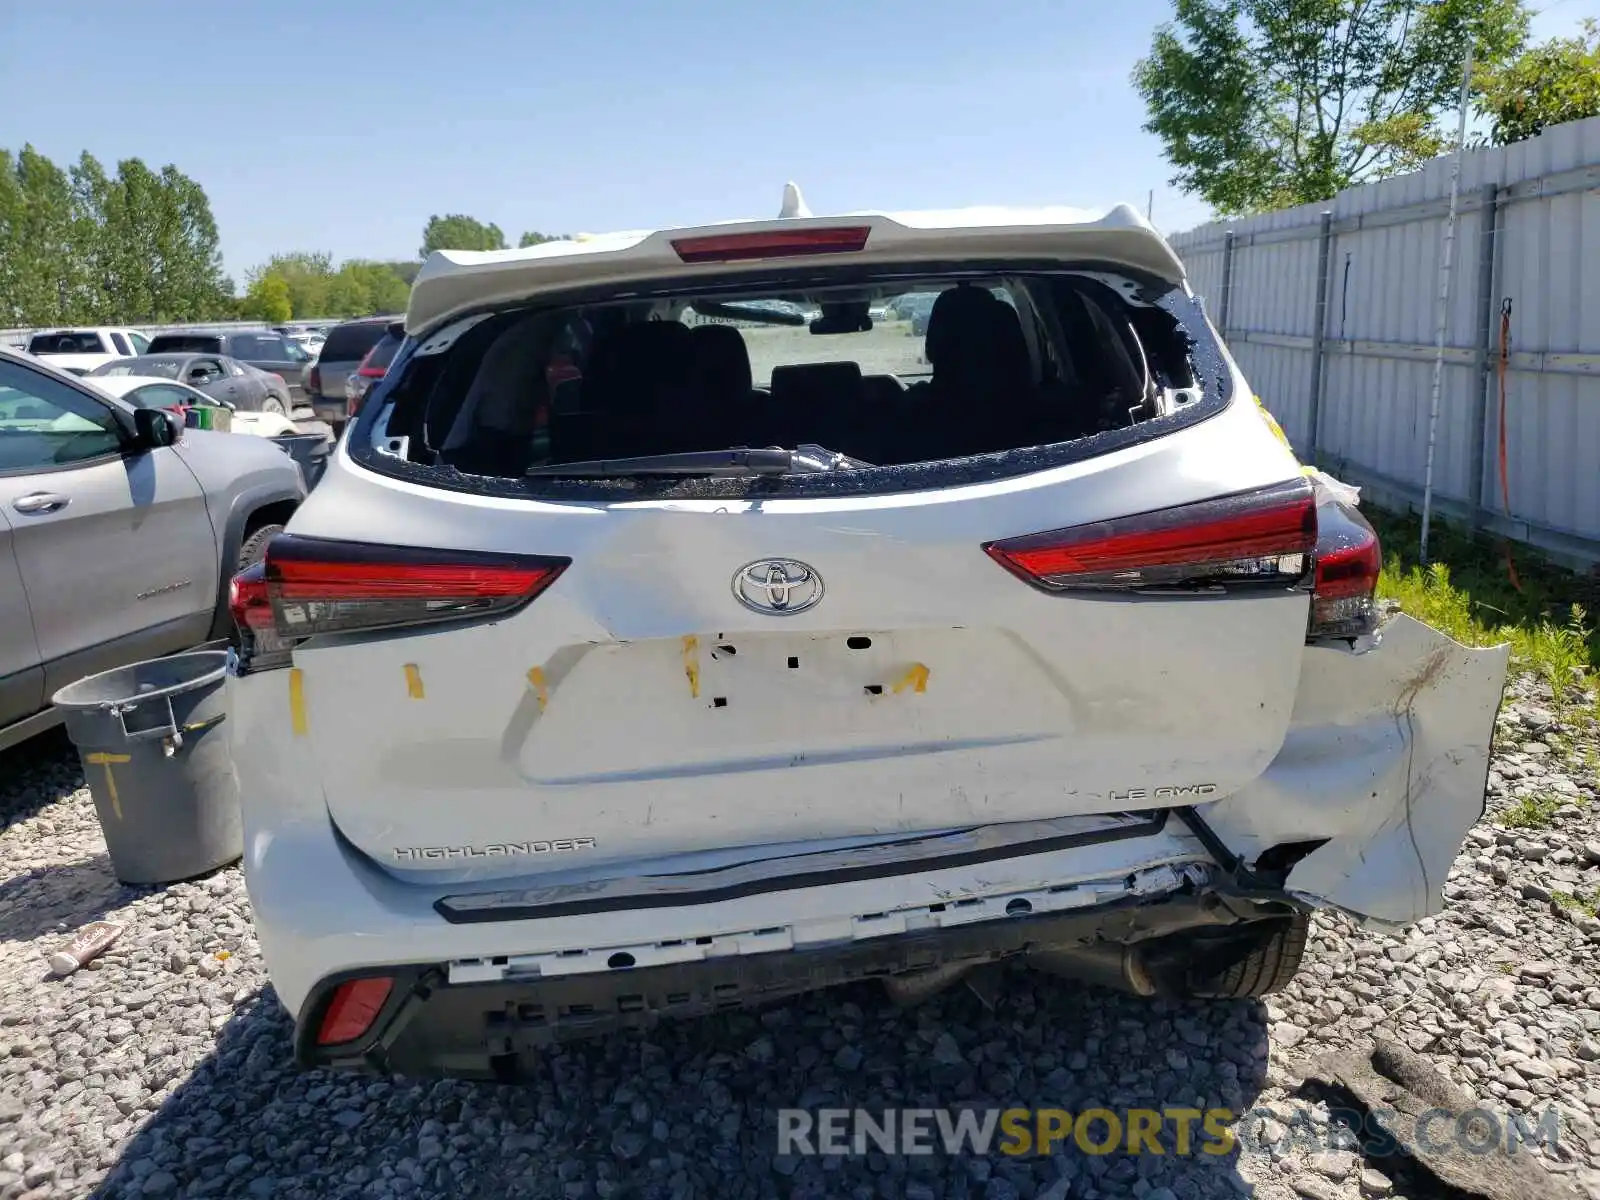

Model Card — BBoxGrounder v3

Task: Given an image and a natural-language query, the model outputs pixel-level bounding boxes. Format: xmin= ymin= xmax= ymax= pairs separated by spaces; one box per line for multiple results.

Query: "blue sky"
xmin=3 ymin=0 xmax=1596 ymax=285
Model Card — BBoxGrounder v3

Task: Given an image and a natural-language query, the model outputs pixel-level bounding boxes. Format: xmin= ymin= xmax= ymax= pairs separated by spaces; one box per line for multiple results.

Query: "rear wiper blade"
xmin=524 ymin=445 xmax=867 ymax=478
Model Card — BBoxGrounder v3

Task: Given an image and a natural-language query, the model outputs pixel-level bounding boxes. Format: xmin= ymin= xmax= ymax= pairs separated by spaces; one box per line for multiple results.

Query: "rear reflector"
xmin=316 ymin=977 xmax=393 ymax=1046
xmin=985 ymin=480 xmax=1317 ymax=593
xmin=228 ymin=536 xmax=570 ymax=670
xmin=670 ymin=225 xmax=871 ymax=264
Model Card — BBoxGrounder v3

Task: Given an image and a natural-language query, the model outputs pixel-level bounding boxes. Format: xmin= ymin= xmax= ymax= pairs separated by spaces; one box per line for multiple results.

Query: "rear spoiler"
xmin=405 ymin=205 xmax=1188 ymax=335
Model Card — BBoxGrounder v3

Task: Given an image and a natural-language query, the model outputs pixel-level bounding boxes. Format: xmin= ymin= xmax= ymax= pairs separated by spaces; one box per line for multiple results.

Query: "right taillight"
xmin=1307 ymin=502 xmax=1381 ymax=640
xmin=984 ymin=479 xmax=1318 ymax=594
xmin=308 ymin=364 xmax=321 ymax=395
xmin=983 ymin=478 xmax=1381 ymax=643
xmin=228 ymin=535 xmax=570 ymax=673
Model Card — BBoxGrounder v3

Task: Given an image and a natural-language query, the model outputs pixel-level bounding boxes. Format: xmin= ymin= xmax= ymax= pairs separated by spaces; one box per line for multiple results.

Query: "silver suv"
xmin=0 ymin=348 xmax=305 ymax=750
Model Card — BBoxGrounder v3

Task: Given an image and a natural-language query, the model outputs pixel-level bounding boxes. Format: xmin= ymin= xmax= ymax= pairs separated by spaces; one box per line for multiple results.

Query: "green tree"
xmin=1476 ymin=19 xmax=1600 ymax=144
xmin=379 ymin=260 xmax=423 ymax=286
xmin=343 ymin=261 xmax=411 ymax=313
xmin=241 ymin=255 xmax=413 ymax=318
xmin=2 ymin=145 xmax=228 ymax=325
xmin=0 ymin=146 xmax=78 ymax=325
xmin=149 ymin=164 xmax=230 ymax=321
xmin=518 ymin=230 xmax=556 ymax=248
xmin=1134 ymin=0 xmax=1531 ymax=215
xmin=420 ymin=213 xmax=506 ymax=257
xmin=242 ymin=272 xmax=293 ymax=322
xmin=325 ymin=264 xmax=374 ymax=316
xmin=65 ymin=152 xmax=115 ymax=322
xmin=251 ymin=252 xmax=334 ymax=317
xmin=0 ymin=152 xmax=19 ymax=325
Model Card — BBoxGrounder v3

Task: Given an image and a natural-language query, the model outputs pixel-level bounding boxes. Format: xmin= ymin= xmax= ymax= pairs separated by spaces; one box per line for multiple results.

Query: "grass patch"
xmin=1500 ymin=792 xmax=1565 ymax=829
xmin=1552 ymin=889 xmax=1600 ymax=918
xmin=1367 ymin=508 xmax=1599 ymax=716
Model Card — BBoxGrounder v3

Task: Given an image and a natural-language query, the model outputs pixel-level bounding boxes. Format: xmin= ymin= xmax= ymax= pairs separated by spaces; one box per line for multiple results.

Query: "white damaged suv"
xmin=225 ymin=190 xmax=1508 ymax=1078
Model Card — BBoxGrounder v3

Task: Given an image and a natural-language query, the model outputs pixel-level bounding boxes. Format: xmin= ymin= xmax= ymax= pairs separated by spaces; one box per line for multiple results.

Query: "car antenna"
xmin=779 ymin=182 xmax=811 ymax=219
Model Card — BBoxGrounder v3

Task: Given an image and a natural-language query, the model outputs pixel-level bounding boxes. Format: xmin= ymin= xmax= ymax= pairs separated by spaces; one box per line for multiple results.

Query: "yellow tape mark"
xmin=892 ymin=663 xmax=930 ymax=695
xmin=526 ymin=666 xmax=549 ymax=712
xmin=1255 ymin=394 xmax=1300 ymax=462
xmin=85 ymin=752 xmax=131 ymax=820
xmin=288 ymin=668 xmax=308 ymax=736
xmin=404 ymin=663 xmax=425 ymax=700
xmin=682 ymin=635 xmax=700 ymax=699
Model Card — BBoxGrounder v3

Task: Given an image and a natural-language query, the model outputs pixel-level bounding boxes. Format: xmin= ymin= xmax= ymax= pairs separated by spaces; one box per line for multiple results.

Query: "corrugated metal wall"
xmin=1170 ymin=116 xmax=1600 ymax=566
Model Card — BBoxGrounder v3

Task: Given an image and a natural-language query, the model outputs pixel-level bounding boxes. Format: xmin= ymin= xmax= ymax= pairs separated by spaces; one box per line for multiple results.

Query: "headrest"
xmin=582 ymin=320 xmax=696 ymax=415
xmin=925 ymin=287 xmax=1031 ymax=393
xmin=769 ymin=360 xmax=863 ymax=401
xmin=923 ymin=285 xmax=996 ymax=367
xmin=691 ymin=323 xmax=753 ymax=397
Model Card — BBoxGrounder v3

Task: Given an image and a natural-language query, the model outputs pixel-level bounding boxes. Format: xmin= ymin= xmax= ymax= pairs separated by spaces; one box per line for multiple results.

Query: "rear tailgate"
xmin=286 ymin=397 xmax=1314 ymax=882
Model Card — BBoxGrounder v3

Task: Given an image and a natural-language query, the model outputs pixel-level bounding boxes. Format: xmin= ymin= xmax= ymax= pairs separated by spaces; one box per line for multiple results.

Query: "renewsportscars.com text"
xmin=776 ymin=1106 xmax=1564 ymax=1158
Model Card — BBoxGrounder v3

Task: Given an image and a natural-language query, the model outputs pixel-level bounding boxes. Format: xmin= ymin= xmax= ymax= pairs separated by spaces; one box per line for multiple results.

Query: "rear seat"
xmin=900 ymin=285 xmax=1044 ymax=460
xmin=768 ymin=362 xmax=868 ymax=457
xmin=555 ymin=319 xmax=700 ymax=459
xmin=690 ymin=324 xmax=769 ymax=446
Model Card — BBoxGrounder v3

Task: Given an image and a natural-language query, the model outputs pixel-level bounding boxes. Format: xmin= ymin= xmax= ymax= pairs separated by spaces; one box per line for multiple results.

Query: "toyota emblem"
xmin=732 ymin=559 xmax=823 ymax=615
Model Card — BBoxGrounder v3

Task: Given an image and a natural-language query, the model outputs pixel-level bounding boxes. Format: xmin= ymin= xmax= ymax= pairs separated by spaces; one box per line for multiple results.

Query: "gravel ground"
xmin=1 ymin=675 xmax=1597 ymax=1200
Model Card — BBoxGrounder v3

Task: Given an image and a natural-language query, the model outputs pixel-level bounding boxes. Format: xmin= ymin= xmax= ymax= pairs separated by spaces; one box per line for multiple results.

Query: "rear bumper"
xmin=297 ymin=888 xmax=1294 ymax=1078
xmin=230 ymin=613 xmax=1508 ymax=1067
xmin=309 ymin=398 xmax=347 ymax=424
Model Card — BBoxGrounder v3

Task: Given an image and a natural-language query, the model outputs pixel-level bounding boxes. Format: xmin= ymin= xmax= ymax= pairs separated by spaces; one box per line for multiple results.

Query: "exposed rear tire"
xmin=1179 ymin=912 xmax=1309 ymax=999
xmin=237 ymin=523 xmax=284 ymax=573
xmin=261 ymin=396 xmax=288 ymax=416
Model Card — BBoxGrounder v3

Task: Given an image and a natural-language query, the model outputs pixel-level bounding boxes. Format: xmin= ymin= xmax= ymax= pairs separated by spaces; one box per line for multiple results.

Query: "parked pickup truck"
xmin=25 ymin=328 xmax=153 ymax=375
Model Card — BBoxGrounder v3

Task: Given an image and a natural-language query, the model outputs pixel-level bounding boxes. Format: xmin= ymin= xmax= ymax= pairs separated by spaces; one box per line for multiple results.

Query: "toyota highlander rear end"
xmin=226 ymin=193 xmax=1508 ymax=1078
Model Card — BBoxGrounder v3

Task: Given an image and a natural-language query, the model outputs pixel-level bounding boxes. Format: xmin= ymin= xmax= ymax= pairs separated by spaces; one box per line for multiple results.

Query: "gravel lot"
xmin=735 ymin=320 xmax=930 ymax=384
xmin=1 ymin=675 xmax=1597 ymax=1200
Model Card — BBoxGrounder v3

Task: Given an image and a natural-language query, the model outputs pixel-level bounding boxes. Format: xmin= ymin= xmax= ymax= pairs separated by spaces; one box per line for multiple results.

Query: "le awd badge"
xmin=1110 ymin=784 xmax=1218 ymax=804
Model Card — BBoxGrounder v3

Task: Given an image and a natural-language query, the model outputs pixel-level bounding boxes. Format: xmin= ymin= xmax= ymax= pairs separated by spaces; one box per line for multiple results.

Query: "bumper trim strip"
xmin=434 ymin=809 xmax=1171 ymax=923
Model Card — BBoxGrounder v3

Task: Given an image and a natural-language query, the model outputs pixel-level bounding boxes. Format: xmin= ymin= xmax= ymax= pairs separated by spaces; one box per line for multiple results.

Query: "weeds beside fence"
xmin=1368 ymin=507 xmax=1599 ymax=721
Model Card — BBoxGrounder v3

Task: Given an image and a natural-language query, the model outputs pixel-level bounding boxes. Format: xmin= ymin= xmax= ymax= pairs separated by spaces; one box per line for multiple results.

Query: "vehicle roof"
xmin=85 ymin=374 xmax=196 ymax=397
xmin=27 ymin=326 xmax=138 ymax=336
xmin=0 ymin=344 xmax=138 ymax=412
xmin=99 ymin=353 xmax=220 ymax=367
xmin=329 ymin=315 xmax=401 ymax=328
xmin=405 ymin=200 xmax=1188 ymax=334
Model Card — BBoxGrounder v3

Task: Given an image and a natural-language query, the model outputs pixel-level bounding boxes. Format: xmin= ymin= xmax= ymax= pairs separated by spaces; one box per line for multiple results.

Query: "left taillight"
xmin=228 ymin=535 xmax=570 ymax=672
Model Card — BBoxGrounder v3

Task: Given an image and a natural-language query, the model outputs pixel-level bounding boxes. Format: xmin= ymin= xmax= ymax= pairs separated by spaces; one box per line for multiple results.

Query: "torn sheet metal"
xmin=1206 ymin=613 xmax=1509 ymax=925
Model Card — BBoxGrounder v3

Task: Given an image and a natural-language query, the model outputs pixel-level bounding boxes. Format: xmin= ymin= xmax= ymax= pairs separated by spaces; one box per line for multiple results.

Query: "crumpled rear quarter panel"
xmin=1205 ymin=613 xmax=1510 ymax=925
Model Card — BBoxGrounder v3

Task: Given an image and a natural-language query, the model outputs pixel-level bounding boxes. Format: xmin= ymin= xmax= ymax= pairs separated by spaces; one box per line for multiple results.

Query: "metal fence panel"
xmin=1170 ymin=114 xmax=1600 ymax=566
